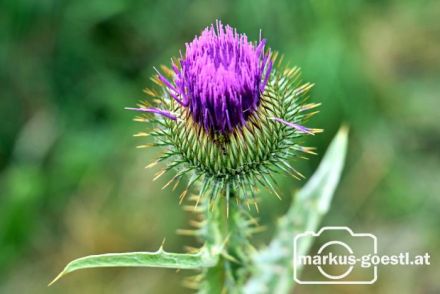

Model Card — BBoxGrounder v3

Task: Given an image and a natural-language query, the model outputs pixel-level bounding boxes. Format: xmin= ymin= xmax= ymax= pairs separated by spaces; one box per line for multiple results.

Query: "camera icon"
xmin=293 ymin=226 xmax=378 ymax=284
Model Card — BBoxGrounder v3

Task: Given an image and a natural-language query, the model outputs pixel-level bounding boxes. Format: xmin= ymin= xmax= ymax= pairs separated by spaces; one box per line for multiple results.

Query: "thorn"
xmin=249 ymin=226 xmax=267 ymax=234
xmin=288 ymin=172 xmax=302 ymax=181
xmin=159 ymin=238 xmax=166 ymax=251
xmin=143 ymin=88 xmax=157 ymax=97
xmin=222 ymin=251 xmax=239 ymax=263
xmin=311 ymin=128 xmax=324 ymax=134
xmin=145 ymin=161 xmax=158 ymax=169
xmin=48 ymin=271 xmax=64 ymax=287
xmin=189 ymin=219 xmax=204 ymax=228
xmin=297 ymin=146 xmax=318 ymax=155
xmin=136 ymin=144 xmax=154 ymax=149
xmin=194 ymin=194 xmax=202 ymax=209
xmin=160 ymin=64 xmax=174 ymax=76
xmin=179 ymin=190 xmax=188 ymax=204
xmin=172 ymin=178 xmax=181 ymax=191
xmin=133 ymin=117 xmax=149 ymax=123
xmin=182 ymin=205 xmax=203 ymax=212
xmin=133 ymin=132 xmax=150 ymax=137
xmin=293 ymin=83 xmax=314 ymax=96
xmin=304 ymin=110 xmax=321 ymax=118
xmin=189 ymin=195 xmax=199 ymax=201
xmin=153 ymin=170 xmax=166 ymax=181
xmin=300 ymin=102 xmax=321 ymax=111
xmin=162 ymin=175 xmax=177 ymax=190
xmin=295 ymin=170 xmax=305 ymax=179
xmin=176 ymin=229 xmax=198 ymax=236
xmin=220 ymin=234 xmax=232 ymax=252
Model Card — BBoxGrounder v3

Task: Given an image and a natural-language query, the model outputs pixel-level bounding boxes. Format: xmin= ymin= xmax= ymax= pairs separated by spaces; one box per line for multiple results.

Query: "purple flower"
xmin=126 ymin=21 xmax=322 ymax=204
xmin=127 ymin=21 xmax=318 ymax=136
xmin=158 ymin=20 xmax=272 ymax=133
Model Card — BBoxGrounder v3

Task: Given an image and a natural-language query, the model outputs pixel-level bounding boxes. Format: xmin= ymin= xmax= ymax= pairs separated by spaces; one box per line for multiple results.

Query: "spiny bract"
xmin=127 ymin=21 xmax=321 ymax=206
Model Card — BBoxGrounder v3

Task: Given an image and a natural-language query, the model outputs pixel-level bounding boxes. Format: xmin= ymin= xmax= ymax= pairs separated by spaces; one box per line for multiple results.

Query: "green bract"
xmin=133 ymin=56 xmax=321 ymax=205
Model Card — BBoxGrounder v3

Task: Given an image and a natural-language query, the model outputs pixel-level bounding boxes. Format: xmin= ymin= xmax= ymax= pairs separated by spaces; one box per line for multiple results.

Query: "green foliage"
xmin=51 ymin=126 xmax=348 ymax=293
xmin=1 ymin=0 xmax=438 ymax=292
xmin=194 ymin=197 xmax=256 ymax=293
xmin=244 ymin=126 xmax=348 ymax=293
xmin=50 ymin=247 xmax=219 ymax=286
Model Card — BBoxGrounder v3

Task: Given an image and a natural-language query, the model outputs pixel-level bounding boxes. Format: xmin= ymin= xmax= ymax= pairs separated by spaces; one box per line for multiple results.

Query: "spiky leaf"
xmin=243 ymin=126 xmax=349 ymax=294
xmin=50 ymin=247 xmax=218 ymax=286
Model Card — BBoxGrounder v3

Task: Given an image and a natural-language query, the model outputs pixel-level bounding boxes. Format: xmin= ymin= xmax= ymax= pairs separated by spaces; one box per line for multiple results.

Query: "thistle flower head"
xmin=127 ymin=21 xmax=322 ymax=204
xmin=163 ymin=21 xmax=271 ymax=133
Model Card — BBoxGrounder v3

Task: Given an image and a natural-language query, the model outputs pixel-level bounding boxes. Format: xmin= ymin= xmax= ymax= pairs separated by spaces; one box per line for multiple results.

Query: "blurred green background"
xmin=1 ymin=0 xmax=439 ymax=293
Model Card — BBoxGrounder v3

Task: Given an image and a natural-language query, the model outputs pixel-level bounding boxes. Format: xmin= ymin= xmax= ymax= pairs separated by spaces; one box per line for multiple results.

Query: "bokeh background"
xmin=1 ymin=0 xmax=439 ymax=293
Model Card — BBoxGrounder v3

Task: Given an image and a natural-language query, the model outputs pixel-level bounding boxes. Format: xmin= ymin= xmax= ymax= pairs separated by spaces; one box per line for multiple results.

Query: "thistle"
xmin=127 ymin=21 xmax=321 ymax=207
xmin=51 ymin=21 xmax=348 ymax=294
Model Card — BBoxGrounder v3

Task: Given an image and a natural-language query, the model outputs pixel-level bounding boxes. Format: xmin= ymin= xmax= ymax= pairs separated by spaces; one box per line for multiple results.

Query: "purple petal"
xmin=261 ymin=54 xmax=272 ymax=92
xmin=272 ymin=117 xmax=314 ymax=135
xmin=125 ymin=107 xmax=177 ymax=121
xmin=154 ymin=68 xmax=189 ymax=107
xmin=167 ymin=20 xmax=270 ymax=133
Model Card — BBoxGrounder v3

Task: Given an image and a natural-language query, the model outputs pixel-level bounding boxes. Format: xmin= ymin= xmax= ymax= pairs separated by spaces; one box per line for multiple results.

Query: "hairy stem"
xmin=199 ymin=192 xmax=253 ymax=293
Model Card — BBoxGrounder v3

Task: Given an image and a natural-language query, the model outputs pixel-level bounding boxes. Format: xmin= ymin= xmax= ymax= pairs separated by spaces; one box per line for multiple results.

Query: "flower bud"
xmin=127 ymin=21 xmax=321 ymax=203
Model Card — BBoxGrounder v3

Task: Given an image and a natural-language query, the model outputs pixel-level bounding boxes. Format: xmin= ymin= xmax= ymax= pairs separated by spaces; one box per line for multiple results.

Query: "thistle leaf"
xmin=243 ymin=125 xmax=349 ymax=294
xmin=50 ymin=247 xmax=218 ymax=286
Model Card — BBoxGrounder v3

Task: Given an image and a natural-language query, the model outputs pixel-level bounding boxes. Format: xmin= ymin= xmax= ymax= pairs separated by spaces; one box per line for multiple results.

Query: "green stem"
xmin=199 ymin=191 xmax=253 ymax=294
